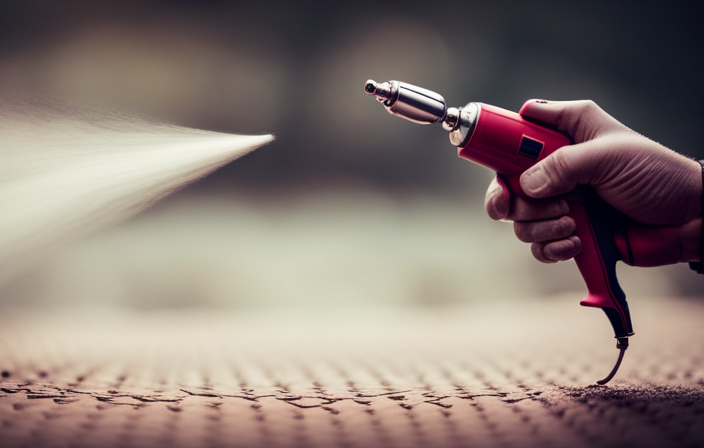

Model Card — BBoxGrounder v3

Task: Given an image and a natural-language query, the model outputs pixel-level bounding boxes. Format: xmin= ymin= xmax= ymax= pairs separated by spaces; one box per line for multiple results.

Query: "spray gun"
xmin=364 ymin=79 xmax=683 ymax=384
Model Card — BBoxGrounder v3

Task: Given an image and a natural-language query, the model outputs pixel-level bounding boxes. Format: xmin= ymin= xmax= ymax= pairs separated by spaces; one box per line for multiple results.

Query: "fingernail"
xmin=521 ymin=166 xmax=548 ymax=195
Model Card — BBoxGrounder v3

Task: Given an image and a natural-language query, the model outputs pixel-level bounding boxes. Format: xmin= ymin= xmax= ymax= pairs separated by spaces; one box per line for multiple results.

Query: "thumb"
xmin=518 ymin=99 xmax=586 ymax=132
xmin=520 ymin=140 xmax=603 ymax=198
xmin=519 ymin=99 xmax=617 ymax=143
xmin=518 ymin=99 xmax=564 ymax=127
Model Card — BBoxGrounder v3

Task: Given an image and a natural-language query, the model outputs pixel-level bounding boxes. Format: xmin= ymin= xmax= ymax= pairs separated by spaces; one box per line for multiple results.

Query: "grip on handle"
xmin=502 ymin=175 xmax=634 ymax=339
xmin=568 ymin=190 xmax=634 ymax=338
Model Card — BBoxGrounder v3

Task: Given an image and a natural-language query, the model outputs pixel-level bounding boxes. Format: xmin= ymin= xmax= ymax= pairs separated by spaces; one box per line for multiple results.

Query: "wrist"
xmin=680 ymin=218 xmax=702 ymax=262
xmin=686 ymin=159 xmax=703 ymax=269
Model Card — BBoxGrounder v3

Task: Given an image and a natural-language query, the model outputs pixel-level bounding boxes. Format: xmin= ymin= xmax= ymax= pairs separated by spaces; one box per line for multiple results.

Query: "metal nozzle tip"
xmin=363 ymin=79 xmax=396 ymax=105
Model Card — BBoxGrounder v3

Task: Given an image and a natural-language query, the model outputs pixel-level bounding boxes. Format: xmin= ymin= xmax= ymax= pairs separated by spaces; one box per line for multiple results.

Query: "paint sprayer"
xmin=364 ymin=79 xmax=682 ymax=384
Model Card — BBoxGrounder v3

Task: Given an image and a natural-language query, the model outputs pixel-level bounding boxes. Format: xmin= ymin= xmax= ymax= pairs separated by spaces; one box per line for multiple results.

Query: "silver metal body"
xmin=447 ymin=103 xmax=479 ymax=147
xmin=363 ymin=80 xmax=446 ymax=125
xmin=363 ymin=79 xmax=478 ymax=147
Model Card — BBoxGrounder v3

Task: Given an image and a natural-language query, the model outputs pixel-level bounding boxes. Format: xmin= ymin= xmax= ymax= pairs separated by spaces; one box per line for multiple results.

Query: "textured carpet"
xmin=2 ymin=295 xmax=704 ymax=448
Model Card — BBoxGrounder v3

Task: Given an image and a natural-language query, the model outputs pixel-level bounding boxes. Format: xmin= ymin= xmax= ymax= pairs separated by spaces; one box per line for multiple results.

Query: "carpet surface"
xmin=2 ymin=296 xmax=704 ymax=448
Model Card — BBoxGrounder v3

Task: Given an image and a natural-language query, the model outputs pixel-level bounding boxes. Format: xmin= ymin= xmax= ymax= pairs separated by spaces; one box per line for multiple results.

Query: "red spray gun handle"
xmin=501 ymin=174 xmax=634 ymax=338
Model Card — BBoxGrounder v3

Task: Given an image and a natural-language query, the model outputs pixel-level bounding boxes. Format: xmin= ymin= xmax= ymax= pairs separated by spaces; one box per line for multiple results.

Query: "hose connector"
xmin=596 ymin=337 xmax=629 ymax=385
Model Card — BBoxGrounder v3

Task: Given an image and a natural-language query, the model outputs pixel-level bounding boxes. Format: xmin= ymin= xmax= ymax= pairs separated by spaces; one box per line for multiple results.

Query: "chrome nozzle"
xmin=363 ymin=78 xmax=479 ymax=147
xmin=363 ymin=79 xmax=446 ymax=125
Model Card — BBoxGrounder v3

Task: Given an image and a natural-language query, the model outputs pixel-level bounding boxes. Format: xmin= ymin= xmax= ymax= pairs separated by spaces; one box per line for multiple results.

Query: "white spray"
xmin=0 ymin=96 xmax=273 ymax=286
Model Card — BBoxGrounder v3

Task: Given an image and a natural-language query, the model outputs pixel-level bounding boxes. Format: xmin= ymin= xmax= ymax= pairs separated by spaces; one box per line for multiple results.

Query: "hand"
xmin=484 ymin=100 xmax=702 ymax=265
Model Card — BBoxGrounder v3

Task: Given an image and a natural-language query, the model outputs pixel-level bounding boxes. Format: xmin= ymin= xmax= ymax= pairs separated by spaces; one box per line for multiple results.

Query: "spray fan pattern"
xmin=0 ymin=97 xmax=272 ymax=285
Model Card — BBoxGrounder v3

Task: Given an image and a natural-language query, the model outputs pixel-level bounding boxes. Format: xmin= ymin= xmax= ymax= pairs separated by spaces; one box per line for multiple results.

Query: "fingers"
xmin=485 ymin=175 xmax=569 ymax=222
xmin=510 ymin=195 xmax=569 ymax=222
xmin=517 ymin=216 xmax=580 ymax=264
xmin=531 ymin=236 xmax=582 ymax=263
xmin=502 ymin=99 xmax=630 ymax=263
xmin=514 ymin=216 xmax=576 ymax=243
xmin=484 ymin=176 xmax=510 ymax=221
xmin=483 ymin=174 xmax=580 ymax=264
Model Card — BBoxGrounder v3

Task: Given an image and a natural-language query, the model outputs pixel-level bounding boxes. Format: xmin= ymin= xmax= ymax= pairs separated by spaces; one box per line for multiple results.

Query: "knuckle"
xmin=551 ymin=220 xmax=565 ymax=237
xmin=565 ymin=100 xmax=604 ymax=142
xmin=581 ymin=99 xmax=598 ymax=111
xmin=575 ymin=100 xmax=600 ymax=116
xmin=531 ymin=243 xmax=555 ymax=264
xmin=553 ymin=216 xmax=574 ymax=237
xmin=486 ymin=205 xmax=502 ymax=221
xmin=547 ymin=150 xmax=571 ymax=188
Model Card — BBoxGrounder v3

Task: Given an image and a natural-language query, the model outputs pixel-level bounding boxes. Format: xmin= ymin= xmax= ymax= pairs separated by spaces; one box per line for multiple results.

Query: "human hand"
xmin=484 ymin=100 xmax=702 ymax=265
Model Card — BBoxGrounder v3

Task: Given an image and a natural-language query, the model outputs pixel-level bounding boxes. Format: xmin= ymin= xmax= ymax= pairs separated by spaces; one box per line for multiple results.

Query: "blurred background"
xmin=0 ymin=0 xmax=701 ymax=311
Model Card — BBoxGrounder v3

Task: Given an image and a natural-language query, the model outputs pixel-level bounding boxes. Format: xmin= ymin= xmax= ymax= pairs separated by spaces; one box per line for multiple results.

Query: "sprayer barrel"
xmin=363 ymin=80 xmax=447 ymax=125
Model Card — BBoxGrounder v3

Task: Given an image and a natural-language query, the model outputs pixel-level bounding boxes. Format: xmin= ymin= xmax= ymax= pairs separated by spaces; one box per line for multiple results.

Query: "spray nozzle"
xmin=363 ymin=80 xmax=379 ymax=95
xmin=363 ymin=79 xmax=447 ymax=125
